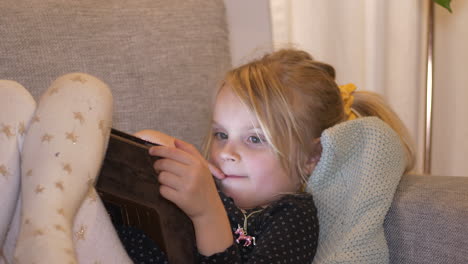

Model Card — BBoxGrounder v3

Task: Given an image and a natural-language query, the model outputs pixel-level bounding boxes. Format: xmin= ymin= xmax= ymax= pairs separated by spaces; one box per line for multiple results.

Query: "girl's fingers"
xmin=149 ymin=145 xmax=192 ymax=165
xmin=159 ymin=184 xmax=180 ymax=204
xmin=174 ymin=138 xmax=204 ymax=159
xmin=172 ymin=139 xmax=220 ymax=178
xmin=134 ymin=130 xmax=175 ymax=147
xmin=153 ymin=158 xmax=189 ymax=179
xmin=208 ymin=163 xmax=225 ymax=179
xmin=157 ymin=171 xmax=183 ymax=191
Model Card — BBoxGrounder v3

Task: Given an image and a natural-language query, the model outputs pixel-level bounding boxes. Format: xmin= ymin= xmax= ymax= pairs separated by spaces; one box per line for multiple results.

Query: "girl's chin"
xmin=220 ymin=187 xmax=264 ymax=209
xmin=219 ymin=185 xmax=240 ymax=202
xmin=219 ymin=181 xmax=244 ymax=195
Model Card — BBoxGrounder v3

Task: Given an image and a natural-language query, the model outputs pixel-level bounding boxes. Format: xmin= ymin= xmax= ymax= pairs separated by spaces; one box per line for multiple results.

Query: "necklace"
xmin=234 ymin=209 xmax=263 ymax=247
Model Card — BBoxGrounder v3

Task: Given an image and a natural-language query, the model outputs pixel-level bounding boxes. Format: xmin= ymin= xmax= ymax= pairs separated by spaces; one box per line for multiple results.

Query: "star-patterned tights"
xmin=0 ymin=74 xmax=132 ymax=264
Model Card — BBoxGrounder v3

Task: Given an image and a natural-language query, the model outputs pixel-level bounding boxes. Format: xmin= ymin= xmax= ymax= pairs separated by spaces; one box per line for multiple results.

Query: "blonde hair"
xmin=204 ymin=49 xmax=415 ymax=187
xmin=352 ymin=92 xmax=415 ymax=172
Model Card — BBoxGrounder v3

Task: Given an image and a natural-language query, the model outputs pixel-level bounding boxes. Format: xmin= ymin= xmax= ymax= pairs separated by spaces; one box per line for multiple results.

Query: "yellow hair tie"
xmin=338 ymin=83 xmax=358 ymax=120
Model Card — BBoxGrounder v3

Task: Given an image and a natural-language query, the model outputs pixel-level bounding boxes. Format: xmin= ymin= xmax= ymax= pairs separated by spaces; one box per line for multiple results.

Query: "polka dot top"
xmin=197 ymin=191 xmax=319 ymax=263
xmin=117 ymin=226 xmax=169 ymax=263
xmin=117 ymin=191 xmax=318 ymax=264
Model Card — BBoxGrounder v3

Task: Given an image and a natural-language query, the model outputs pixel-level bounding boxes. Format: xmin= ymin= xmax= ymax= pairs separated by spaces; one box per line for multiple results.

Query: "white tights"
xmin=0 ymin=74 xmax=132 ymax=264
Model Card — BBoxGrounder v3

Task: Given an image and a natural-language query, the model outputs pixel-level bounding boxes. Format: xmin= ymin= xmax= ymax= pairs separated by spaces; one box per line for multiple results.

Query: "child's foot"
xmin=14 ymin=73 xmax=113 ymax=263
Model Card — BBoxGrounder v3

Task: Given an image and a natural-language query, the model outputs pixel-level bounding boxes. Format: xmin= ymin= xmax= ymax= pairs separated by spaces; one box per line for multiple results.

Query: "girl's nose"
xmin=219 ymin=142 xmax=239 ymax=162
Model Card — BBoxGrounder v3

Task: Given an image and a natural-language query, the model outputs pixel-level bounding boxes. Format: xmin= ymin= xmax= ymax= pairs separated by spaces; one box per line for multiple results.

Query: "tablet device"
xmin=96 ymin=128 xmax=196 ymax=264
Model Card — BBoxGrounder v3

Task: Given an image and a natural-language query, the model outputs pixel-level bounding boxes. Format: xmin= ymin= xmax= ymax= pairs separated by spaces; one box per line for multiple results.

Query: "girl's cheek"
xmin=209 ymin=149 xmax=219 ymax=165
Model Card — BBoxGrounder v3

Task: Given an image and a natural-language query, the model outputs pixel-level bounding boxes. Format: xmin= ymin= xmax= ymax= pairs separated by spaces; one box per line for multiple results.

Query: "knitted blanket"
xmin=307 ymin=117 xmax=406 ymax=264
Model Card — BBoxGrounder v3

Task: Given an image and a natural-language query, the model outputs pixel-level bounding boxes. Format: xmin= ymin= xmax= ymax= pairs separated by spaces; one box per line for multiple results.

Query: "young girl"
xmin=0 ymin=48 xmax=413 ymax=264
xmin=131 ymin=48 xmax=414 ymax=263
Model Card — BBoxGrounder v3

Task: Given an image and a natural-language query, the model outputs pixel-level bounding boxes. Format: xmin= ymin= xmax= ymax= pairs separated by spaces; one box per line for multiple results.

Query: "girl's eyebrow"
xmin=248 ymin=127 xmax=263 ymax=132
xmin=211 ymin=120 xmax=262 ymax=131
xmin=211 ymin=120 xmax=220 ymax=126
xmin=211 ymin=121 xmax=224 ymax=129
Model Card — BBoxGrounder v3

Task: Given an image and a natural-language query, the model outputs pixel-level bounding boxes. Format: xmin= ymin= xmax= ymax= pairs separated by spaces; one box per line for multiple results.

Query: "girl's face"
xmin=210 ymin=86 xmax=300 ymax=209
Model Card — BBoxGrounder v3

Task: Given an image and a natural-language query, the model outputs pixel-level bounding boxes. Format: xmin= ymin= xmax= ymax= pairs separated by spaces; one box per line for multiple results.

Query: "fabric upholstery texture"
xmin=385 ymin=174 xmax=468 ymax=264
xmin=0 ymin=0 xmax=231 ymax=148
xmin=308 ymin=117 xmax=406 ymax=264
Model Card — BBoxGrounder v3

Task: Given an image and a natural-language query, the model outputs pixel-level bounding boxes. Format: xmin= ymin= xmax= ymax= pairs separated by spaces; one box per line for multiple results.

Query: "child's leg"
xmin=0 ymin=81 xmax=36 ymax=250
xmin=2 ymin=199 xmax=20 ymax=263
xmin=73 ymin=188 xmax=133 ymax=263
xmin=14 ymin=73 xmax=114 ymax=263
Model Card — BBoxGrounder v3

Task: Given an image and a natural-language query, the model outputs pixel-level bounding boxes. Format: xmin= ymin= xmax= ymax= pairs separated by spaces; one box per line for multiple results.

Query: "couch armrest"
xmin=384 ymin=174 xmax=468 ymax=263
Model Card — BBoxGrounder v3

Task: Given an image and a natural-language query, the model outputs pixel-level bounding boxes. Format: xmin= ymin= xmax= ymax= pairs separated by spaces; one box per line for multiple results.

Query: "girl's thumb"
xmin=208 ymin=162 xmax=225 ymax=179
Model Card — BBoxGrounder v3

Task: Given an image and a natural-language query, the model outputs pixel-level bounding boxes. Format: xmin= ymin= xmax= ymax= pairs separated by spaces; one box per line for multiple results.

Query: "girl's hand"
xmin=135 ymin=129 xmax=225 ymax=179
xmin=134 ymin=129 xmax=175 ymax=147
xmin=149 ymin=138 xmax=233 ymax=255
xmin=208 ymin=162 xmax=226 ymax=180
xmin=149 ymin=139 xmax=222 ymax=220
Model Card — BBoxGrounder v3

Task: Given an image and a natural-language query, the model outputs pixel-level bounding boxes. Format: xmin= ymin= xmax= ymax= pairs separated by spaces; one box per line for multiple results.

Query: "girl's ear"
xmin=305 ymin=137 xmax=322 ymax=175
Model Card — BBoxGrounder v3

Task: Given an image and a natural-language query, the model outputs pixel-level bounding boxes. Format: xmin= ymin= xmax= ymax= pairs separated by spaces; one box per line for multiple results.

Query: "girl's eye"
xmin=248 ymin=135 xmax=264 ymax=144
xmin=214 ymin=132 xmax=228 ymax=140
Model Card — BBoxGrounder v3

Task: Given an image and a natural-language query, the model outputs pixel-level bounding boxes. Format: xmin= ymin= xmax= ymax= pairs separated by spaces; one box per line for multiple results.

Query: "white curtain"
xmin=270 ymin=0 xmax=468 ymax=176
xmin=432 ymin=1 xmax=468 ymax=177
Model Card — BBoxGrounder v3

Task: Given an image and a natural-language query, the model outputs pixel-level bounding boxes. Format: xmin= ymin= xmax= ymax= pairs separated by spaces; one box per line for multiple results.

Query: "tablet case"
xmin=95 ymin=129 xmax=196 ymax=264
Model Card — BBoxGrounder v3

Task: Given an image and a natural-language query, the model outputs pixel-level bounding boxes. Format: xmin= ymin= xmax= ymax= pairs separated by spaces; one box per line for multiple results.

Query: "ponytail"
xmin=352 ymin=91 xmax=415 ymax=173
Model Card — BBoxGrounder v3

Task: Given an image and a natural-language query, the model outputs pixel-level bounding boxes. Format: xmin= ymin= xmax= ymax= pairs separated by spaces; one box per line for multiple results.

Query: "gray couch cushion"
xmin=0 ymin=0 xmax=231 ymax=148
xmin=385 ymin=174 xmax=468 ymax=264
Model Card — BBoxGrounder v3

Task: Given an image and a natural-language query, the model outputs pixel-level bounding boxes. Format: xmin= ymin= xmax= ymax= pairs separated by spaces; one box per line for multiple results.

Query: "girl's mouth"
xmin=225 ymin=174 xmax=245 ymax=178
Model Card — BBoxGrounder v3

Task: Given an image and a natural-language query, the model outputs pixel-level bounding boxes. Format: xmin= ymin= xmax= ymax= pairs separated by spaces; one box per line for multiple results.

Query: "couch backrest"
xmin=0 ymin=0 xmax=231 ymax=148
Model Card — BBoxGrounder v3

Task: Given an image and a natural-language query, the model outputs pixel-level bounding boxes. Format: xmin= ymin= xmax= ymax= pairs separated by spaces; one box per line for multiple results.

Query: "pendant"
xmin=234 ymin=225 xmax=256 ymax=247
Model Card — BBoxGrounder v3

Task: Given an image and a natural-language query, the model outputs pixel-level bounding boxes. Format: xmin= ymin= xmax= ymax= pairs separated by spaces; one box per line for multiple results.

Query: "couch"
xmin=1 ymin=0 xmax=467 ymax=263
